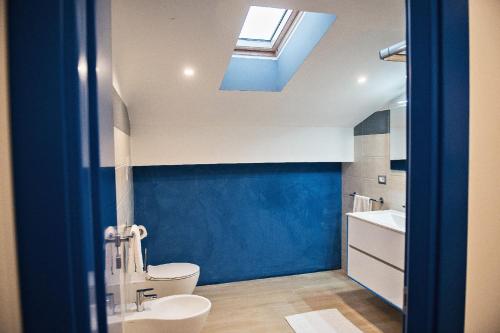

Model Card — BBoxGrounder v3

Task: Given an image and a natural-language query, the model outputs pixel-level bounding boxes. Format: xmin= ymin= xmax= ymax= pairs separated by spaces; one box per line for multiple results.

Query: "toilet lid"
xmin=147 ymin=263 xmax=200 ymax=280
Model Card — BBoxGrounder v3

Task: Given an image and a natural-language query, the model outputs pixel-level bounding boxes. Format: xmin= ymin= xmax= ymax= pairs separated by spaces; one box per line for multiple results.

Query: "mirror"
xmin=390 ymin=97 xmax=407 ymax=170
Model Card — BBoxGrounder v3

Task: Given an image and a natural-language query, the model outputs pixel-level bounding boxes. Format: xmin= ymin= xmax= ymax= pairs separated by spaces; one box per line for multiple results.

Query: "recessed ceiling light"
xmin=357 ymin=76 xmax=367 ymax=84
xmin=183 ymin=67 xmax=195 ymax=77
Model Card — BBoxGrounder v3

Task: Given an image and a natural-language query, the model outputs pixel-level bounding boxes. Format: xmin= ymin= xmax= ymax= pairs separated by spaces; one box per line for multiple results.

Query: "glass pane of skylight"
xmin=239 ymin=6 xmax=287 ymax=41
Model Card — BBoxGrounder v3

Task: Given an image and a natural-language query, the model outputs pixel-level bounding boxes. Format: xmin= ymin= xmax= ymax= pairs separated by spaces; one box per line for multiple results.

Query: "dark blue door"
xmin=8 ymin=0 xmax=115 ymax=331
xmin=405 ymin=0 xmax=469 ymax=332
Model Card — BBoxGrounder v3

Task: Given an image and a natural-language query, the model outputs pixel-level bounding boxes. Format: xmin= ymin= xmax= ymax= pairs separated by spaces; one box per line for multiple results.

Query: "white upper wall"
xmin=112 ymin=0 xmax=405 ymax=165
xmin=131 ymin=125 xmax=353 ymax=165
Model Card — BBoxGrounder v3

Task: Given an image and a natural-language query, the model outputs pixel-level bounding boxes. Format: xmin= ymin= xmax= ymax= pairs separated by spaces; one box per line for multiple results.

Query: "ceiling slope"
xmin=112 ymin=0 xmax=406 ymax=128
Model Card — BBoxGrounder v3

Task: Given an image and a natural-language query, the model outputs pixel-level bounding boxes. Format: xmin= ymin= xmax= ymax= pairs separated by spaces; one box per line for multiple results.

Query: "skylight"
xmin=223 ymin=11 xmax=337 ymax=91
xmin=235 ymin=6 xmax=298 ymax=56
xmin=239 ymin=7 xmax=288 ymax=42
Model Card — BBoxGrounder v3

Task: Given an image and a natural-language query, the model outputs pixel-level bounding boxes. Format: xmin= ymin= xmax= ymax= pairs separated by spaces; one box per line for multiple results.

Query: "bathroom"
xmin=5 ymin=0 xmax=499 ymax=332
xmin=107 ymin=0 xmax=406 ymax=332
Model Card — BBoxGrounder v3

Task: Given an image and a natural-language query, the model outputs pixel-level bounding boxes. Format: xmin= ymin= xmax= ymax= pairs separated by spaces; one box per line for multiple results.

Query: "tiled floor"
xmin=196 ymin=270 xmax=403 ymax=333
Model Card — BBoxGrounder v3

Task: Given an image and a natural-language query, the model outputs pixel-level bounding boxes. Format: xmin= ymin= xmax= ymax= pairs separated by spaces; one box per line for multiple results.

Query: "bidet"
xmin=124 ymin=295 xmax=211 ymax=333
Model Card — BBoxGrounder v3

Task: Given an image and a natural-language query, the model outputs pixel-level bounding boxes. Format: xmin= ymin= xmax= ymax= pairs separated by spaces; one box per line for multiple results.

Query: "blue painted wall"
xmin=134 ymin=163 xmax=342 ymax=285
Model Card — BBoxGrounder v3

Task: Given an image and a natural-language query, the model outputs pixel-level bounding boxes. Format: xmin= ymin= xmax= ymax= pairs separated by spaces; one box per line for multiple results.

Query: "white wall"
xmin=130 ymin=125 xmax=354 ymax=166
xmin=465 ymin=0 xmax=500 ymax=331
xmin=0 ymin=0 xmax=22 ymax=330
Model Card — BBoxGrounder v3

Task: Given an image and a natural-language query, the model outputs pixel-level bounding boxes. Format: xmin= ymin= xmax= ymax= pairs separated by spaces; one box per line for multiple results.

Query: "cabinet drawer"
xmin=348 ymin=216 xmax=405 ymax=270
xmin=348 ymin=246 xmax=404 ymax=309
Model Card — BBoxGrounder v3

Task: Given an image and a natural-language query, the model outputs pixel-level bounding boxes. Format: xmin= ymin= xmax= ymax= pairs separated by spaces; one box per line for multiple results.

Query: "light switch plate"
xmin=378 ymin=175 xmax=387 ymax=184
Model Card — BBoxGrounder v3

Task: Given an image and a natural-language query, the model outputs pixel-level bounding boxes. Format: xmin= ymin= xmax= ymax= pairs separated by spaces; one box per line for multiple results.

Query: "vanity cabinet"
xmin=347 ymin=211 xmax=405 ymax=310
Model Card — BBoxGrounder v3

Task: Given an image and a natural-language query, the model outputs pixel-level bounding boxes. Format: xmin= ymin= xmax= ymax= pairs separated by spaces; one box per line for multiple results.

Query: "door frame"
xmin=8 ymin=0 xmax=108 ymax=332
xmin=7 ymin=0 xmax=471 ymax=332
xmin=405 ymin=0 xmax=469 ymax=332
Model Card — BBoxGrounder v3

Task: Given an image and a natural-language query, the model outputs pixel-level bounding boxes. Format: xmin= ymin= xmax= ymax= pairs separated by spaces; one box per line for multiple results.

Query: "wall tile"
xmin=342 ymin=194 xmax=354 ymax=214
xmin=114 ymin=127 xmax=134 ymax=228
xmin=341 ymin=132 xmax=406 ymax=270
xmin=112 ymin=94 xmax=133 ymax=317
xmin=342 ymin=161 xmax=364 ymax=178
xmin=114 ymin=128 xmax=131 ymax=167
xmin=341 ymin=213 xmax=347 ymax=272
xmin=354 ymin=135 xmax=363 ymax=161
xmin=341 ymin=193 xmax=351 ymax=272
xmin=363 ymin=156 xmax=390 ymax=180
xmin=390 ymin=170 xmax=406 ymax=185
xmin=390 ymin=172 xmax=406 ymax=191
xmin=362 ymin=178 xmax=388 ymax=209
xmin=116 ymin=200 xmax=126 ymax=228
xmin=342 ymin=175 xmax=363 ymax=196
xmin=386 ymin=189 xmax=406 ymax=211
xmin=362 ymin=134 xmax=389 ymax=158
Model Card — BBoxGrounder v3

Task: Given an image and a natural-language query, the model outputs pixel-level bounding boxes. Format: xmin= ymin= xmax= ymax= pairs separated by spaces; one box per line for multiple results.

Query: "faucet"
xmin=135 ymin=288 xmax=158 ymax=312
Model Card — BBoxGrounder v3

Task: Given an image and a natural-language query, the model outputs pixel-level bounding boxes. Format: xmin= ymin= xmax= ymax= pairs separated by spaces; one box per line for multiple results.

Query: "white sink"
xmin=123 ymin=295 xmax=211 ymax=333
xmin=346 ymin=209 xmax=405 ymax=233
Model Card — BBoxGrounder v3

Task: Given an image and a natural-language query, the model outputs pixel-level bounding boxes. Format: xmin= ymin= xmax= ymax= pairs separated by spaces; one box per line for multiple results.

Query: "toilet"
xmin=146 ymin=263 xmax=200 ymax=296
xmin=126 ymin=263 xmax=200 ymax=302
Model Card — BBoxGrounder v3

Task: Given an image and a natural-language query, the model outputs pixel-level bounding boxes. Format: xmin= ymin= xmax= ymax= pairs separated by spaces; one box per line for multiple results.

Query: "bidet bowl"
xmin=123 ymin=295 xmax=211 ymax=333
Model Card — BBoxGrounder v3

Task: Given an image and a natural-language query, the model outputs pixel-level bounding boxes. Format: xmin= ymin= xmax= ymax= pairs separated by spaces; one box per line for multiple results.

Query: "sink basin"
xmin=346 ymin=209 xmax=405 ymax=233
xmin=123 ymin=295 xmax=211 ymax=333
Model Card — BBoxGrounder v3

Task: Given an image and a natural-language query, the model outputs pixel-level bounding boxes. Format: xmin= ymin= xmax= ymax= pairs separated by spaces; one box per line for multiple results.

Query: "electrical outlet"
xmin=378 ymin=175 xmax=387 ymax=184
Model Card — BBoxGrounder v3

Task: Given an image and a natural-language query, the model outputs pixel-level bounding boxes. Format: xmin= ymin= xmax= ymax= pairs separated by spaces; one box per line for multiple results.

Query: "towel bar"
xmin=104 ymin=234 xmax=133 ymax=246
xmin=350 ymin=192 xmax=384 ymax=204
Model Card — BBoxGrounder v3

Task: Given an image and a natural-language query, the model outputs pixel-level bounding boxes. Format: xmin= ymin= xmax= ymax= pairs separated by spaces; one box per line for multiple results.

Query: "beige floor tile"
xmin=196 ymin=271 xmax=403 ymax=333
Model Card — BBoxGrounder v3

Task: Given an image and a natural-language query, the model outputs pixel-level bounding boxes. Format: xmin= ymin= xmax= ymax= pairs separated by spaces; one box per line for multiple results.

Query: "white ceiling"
xmin=112 ymin=0 xmax=406 ymax=129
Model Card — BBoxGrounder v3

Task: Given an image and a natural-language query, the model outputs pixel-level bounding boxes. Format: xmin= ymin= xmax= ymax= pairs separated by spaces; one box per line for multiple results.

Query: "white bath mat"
xmin=286 ymin=309 xmax=362 ymax=333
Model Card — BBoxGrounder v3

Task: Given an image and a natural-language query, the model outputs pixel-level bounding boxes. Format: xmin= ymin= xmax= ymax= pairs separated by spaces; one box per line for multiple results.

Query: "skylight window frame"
xmin=234 ymin=9 xmax=302 ymax=58
xmin=238 ymin=8 xmax=289 ymax=43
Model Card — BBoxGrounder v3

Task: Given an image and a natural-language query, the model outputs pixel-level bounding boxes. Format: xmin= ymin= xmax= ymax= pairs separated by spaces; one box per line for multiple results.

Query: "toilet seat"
xmin=147 ymin=263 xmax=200 ymax=281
